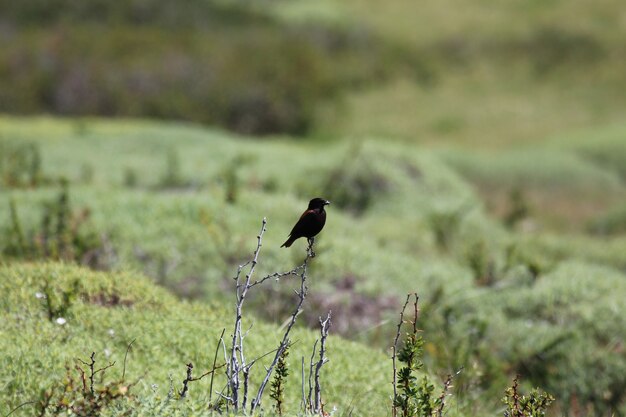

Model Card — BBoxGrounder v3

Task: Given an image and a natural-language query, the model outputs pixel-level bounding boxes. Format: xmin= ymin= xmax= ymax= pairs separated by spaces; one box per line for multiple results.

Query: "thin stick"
xmin=179 ymin=362 xmax=193 ymax=399
xmin=249 ymin=264 xmax=307 ymax=288
xmin=412 ymin=294 xmax=419 ymax=334
xmin=75 ymin=364 xmax=87 ymax=393
xmin=314 ymin=311 xmax=332 ymax=413
xmin=392 ymin=294 xmax=412 ymax=417
xmin=190 ymin=362 xmax=227 ymax=381
xmin=5 ymin=401 xmax=37 ymax=417
xmin=228 ymin=218 xmax=267 ymax=410
xmin=94 ymin=362 xmax=116 ymax=378
xmin=251 ymin=244 xmax=313 ymax=411
xmin=209 ymin=329 xmax=225 ymax=406
xmin=122 ymin=338 xmax=136 ymax=381
xmin=308 ymin=339 xmax=318 ymax=411
xmin=300 ymin=356 xmax=306 ymax=413
xmin=240 ymin=324 xmax=253 ymax=410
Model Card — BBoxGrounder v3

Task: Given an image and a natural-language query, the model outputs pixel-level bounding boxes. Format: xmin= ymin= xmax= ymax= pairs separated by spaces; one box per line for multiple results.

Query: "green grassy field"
xmin=1 ymin=116 xmax=626 ymax=415
xmin=2 ymin=0 xmax=626 ymax=415
xmin=0 ymin=263 xmax=392 ymax=417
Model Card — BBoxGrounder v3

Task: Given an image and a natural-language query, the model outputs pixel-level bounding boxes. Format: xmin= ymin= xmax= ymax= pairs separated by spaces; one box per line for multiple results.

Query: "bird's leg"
xmin=306 ymin=237 xmax=316 ymax=258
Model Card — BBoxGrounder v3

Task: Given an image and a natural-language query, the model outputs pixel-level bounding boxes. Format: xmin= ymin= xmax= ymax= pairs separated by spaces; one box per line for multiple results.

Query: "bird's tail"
xmin=281 ymin=237 xmax=294 ymax=248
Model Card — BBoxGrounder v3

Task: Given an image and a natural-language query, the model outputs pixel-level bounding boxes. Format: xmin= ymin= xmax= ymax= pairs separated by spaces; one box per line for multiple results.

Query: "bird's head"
xmin=308 ymin=197 xmax=330 ymax=209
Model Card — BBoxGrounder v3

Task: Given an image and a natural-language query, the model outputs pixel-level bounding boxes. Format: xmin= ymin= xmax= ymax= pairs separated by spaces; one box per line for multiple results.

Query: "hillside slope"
xmin=0 ymin=262 xmax=393 ymax=416
xmin=1 ymin=116 xmax=626 ymax=415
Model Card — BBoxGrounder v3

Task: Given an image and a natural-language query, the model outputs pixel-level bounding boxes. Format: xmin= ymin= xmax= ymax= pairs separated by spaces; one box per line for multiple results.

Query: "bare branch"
xmin=300 ymin=356 xmax=306 ymax=414
xmin=412 ymin=294 xmax=419 ymax=334
xmin=75 ymin=364 xmax=87 ymax=393
xmin=222 ymin=217 xmax=316 ymax=412
xmin=308 ymin=339 xmax=318 ymax=412
xmin=249 ymin=264 xmax=306 ymax=288
xmin=77 ymin=352 xmax=96 ymax=395
xmin=314 ymin=311 xmax=332 ymax=414
xmin=179 ymin=362 xmax=193 ymax=399
xmin=228 ymin=218 xmax=267 ymax=410
xmin=94 ymin=361 xmax=116 ymax=380
xmin=190 ymin=362 xmax=226 ymax=382
xmin=251 ymin=244 xmax=313 ymax=411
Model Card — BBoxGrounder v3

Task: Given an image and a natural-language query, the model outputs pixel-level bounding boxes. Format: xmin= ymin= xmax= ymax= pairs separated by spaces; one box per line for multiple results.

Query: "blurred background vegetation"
xmin=1 ymin=0 xmax=626 ymax=416
xmin=2 ymin=0 xmax=626 ymax=141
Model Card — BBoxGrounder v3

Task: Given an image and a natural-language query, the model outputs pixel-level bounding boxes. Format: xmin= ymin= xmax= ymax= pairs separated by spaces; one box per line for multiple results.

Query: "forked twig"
xmin=77 ymin=352 xmax=115 ymax=396
xmin=224 ymin=218 xmax=315 ymax=412
xmin=251 ymin=251 xmax=312 ymax=411
xmin=227 ymin=218 xmax=267 ymax=410
xmin=314 ymin=311 xmax=332 ymax=413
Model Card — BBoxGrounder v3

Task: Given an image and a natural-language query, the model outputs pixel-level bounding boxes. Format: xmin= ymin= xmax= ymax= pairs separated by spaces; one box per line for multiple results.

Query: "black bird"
xmin=281 ymin=198 xmax=330 ymax=248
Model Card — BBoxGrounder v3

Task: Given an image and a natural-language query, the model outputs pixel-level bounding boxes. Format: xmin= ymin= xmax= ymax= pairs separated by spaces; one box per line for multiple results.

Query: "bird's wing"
xmin=288 ymin=209 xmax=317 ymax=238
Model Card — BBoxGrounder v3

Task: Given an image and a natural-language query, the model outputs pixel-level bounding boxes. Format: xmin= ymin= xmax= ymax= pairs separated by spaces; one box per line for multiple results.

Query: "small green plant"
xmin=157 ymin=148 xmax=187 ymax=189
xmin=123 ymin=167 xmax=138 ymax=188
xmin=464 ymin=239 xmax=496 ymax=286
xmin=36 ymin=351 xmax=136 ymax=417
xmin=41 ymin=277 xmax=81 ymax=322
xmin=3 ymin=183 xmax=107 ymax=266
xmin=221 ymin=153 xmax=255 ymax=204
xmin=270 ymin=342 xmax=290 ymax=416
xmin=504 ymin=187 xmax=530 ymax=228
xmin=222 ymin=161 xmax=240 ymax=204
xmin=504 ymin=243 xmax=551 ymax=279
xmin=428 ymin=209 xmax=463 ymax=250
xmin=587 ymin=203 xmax=626 ymax=235
xmin=392 ymin=294 xmax=445 ymax=417
xmin=0 ymin=139 xmax=45 ymax=188
xmin=502 ymin=375 xmax=554 ymax=417
xmin=79 ymin=163 xmax=94 ymax=184
xmin=316 ymin=146 xmax=390 ymax=215
xmin=7 ymin=198 xmax=27 ymax=257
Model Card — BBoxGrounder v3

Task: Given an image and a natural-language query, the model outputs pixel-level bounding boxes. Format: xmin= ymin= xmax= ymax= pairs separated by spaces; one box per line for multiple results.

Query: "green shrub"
xmin=587 ymin=203 xmax=626 ymax=235
xmin=314 ymin=145 xmax=391 ymax=215
xmin=0 ymin=0 xmax=417 ymax=136
xmin=502 ymin=376 xmax=554 ymax=417
xmin=427 ymin=206 xmax=471 ymax=250
xmin=2 ymin=184 xmax=107 ymax=266
xmin=560 ymin=125 xmax=626 ymax=180
xmin=0 ymin=139 xmax=45 ymax=188
xmin=503 ymin=187 xmax=530 ymax=229
xmin=156 ymin=148 xmax=187 ymax=189
xmin=270 ymin=344 xmax=290 ymax=416
xmin=36 ymin=352 xmax=136 ymax=417
xmin=393 ymin=295 xmax=449 ymax=417
xmin=520 ymin=27 xmax=605 ymax=75
xmin=0 ymin=262 xmax=392 ymax=417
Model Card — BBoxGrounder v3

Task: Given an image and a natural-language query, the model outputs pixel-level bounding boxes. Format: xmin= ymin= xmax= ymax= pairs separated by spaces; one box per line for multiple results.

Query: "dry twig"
xmin=314 ymin=311 xmax=332 ymax=414
xmin=179 ymin=363 xmax=194 ymax=399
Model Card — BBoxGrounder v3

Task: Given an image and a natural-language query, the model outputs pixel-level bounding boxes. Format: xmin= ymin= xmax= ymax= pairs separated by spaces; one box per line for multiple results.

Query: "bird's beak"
xmin=324 ymin=200 xmax=331 ymax=206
